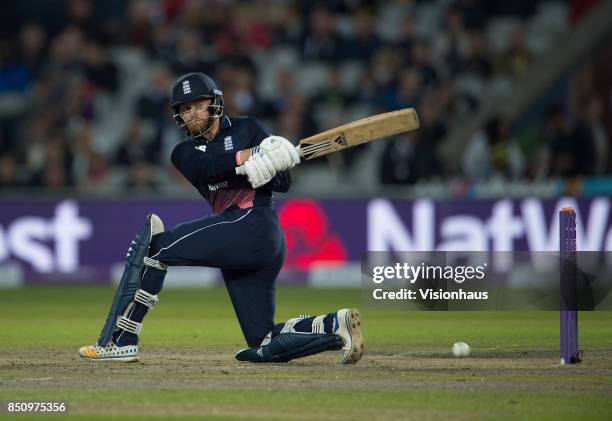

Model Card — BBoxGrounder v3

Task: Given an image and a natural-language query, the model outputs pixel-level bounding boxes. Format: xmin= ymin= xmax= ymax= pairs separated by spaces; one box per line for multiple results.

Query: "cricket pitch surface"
xmin=1 ymin=287 xmax=611 ymax=420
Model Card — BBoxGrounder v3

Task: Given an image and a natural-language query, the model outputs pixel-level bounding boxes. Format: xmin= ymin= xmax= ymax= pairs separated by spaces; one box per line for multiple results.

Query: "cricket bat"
xmin=236 ymin=107 xmax=419 ymax=174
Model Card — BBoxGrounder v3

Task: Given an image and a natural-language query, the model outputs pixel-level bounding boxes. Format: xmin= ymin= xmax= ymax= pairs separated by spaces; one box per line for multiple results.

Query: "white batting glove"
xmin=243 ymin=153 xmax=277 ymax=188
xmin=253 ymin=136 xmax=300 ymax=171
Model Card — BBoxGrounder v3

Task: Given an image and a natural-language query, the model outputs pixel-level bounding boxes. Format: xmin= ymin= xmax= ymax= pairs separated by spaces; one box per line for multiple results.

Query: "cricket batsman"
xmin=78 ymin=72 xmax=364 ymax=364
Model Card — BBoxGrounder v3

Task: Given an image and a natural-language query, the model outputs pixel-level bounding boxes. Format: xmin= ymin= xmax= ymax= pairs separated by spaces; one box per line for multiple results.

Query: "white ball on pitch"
xmin=452 ymin=341 xmax=470 ymax=357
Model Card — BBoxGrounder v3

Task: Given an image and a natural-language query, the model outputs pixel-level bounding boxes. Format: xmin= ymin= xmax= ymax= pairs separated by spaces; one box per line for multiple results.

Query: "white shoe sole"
xmin=79 ymin=355 xmax=139 ymax=363
xmin=338 ymin=308 xmax=364 ymax=364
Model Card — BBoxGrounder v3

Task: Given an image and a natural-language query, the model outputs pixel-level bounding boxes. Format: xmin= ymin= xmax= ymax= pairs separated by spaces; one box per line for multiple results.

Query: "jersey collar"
xmin=219 ymin=115 xmax=232 ymax=130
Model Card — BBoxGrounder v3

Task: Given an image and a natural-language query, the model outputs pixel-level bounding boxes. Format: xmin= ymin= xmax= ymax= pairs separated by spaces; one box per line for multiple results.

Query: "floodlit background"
xmin=1 ymin=0 xmax=611 ymax=287
xmin=1 ymin=0 xmax=610 ymax=195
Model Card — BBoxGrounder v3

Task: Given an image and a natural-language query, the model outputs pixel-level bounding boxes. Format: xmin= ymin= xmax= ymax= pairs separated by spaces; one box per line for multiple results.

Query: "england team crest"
xmin=224 ymin=136 xmax=233 ymax=151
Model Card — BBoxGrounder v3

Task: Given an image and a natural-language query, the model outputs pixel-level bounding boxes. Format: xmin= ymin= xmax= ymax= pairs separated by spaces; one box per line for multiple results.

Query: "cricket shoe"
xmin=334 ymin=308 xmax=364 ymax=364
xmin=78 ymin=341 xmax=139 ymax=362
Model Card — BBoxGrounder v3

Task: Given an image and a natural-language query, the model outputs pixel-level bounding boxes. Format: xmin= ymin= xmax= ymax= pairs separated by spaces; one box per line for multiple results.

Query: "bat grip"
xmin=234 ymin=145 xmax=303 ymax=175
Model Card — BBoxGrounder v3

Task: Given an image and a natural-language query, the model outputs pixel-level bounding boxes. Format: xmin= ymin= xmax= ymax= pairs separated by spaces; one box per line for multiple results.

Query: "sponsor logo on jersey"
xmin=195 ymin=145 xmax=206 ymax=152
xmin=208 ymin=181 xmax=228 ymax=191
xmin=224 ymin=136 xmax=233 ymax=151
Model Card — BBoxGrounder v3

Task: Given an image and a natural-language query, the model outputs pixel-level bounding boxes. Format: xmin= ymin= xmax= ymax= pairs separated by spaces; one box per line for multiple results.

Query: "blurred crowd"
xmin=0 ymin=0 xmax=609 ymax=194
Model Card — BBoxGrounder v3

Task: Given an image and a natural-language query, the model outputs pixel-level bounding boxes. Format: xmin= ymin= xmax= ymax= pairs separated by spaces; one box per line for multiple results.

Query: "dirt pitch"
xmin=2 ymin=346 xmax=612 ymax=419
xmin=1 ymin=287 xmax=611 ymax=420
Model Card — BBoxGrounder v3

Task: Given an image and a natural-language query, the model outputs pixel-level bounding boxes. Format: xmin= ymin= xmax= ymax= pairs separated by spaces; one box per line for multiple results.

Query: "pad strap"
xmin=260 ymin=331 xmax=272 ymax=346
xmin=312 ymin=315 xmax=325 ymax=334
xmin=144 ymin=256 xmax=168 ymax=271
xmin=116 ymin=315 xmax=142 ymax=335
xmin=126 ymin=240 xmax=136 ymax=258
xmin=280 ymin=318 xmax=299 ymax=334
xmin=280 ymin=314 xmax=312 ymax=334
xmin=113 ymin=290 xmax=158 ymax=337
xmin=134 ymin=289 xmax=159 ymax=309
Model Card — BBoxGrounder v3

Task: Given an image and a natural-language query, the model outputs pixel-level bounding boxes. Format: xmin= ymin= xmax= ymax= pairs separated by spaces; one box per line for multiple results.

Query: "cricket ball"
xmin=452 ymin=341 xmax=471 ymax=357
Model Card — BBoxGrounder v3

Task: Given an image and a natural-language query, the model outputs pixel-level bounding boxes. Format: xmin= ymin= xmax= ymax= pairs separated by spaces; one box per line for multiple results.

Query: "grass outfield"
xmin=1 ymin=286 xmax=611 ymax=420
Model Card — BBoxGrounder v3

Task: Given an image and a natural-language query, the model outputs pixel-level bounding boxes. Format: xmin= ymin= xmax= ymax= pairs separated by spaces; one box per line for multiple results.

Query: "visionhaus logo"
xmin=371 ymin=287 xmax=489 ymax=301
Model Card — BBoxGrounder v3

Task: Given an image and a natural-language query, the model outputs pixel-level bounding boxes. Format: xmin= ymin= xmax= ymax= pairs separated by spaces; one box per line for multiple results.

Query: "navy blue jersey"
xmin=171 ymin=116 xmax=291 ymax=213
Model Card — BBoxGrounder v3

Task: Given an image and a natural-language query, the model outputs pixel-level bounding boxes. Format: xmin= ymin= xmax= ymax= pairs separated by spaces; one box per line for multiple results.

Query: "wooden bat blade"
xmin=298 ymin=108 xmax=419 ymax=160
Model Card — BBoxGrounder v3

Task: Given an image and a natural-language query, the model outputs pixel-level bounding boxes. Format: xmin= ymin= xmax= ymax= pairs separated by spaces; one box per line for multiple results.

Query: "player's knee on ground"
xmin=235 ymin=333 xmax=343 ymax=363
xmin=240 ymin=313 xmax=336 ymax=351
xmin=244 ymin=329 xmax=271 ymax=348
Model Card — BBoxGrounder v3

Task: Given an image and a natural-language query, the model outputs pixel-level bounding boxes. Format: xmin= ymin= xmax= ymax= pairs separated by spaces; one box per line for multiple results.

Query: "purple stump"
xmin=560 ymin=208 xmax=580 ymax=364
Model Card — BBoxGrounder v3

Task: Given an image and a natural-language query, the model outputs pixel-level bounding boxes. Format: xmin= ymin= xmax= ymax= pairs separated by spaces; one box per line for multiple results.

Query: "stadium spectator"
xmin=18 ymin=23 xmax=47 ymax=80
xmin=376 ymin=67 xmax=423 ymax=113
xmin=495 ymin=27 xmax=532 ymax=78
xmin=65 ymin=0 xmax=104 ymax=44
xmin=435 ymin=7 xmax=471 ymax=77
xmin=114 ymin=118 xmax=159 ymax=167
xmin=260 ymin=68 xmax=298 ymax=119
xmin=0 ymin=155 xmax=22 ymax=188
xmin=125 ymin=159 xmax=158 ymax=193
xmin=344 ymin=8 xmax=382 ymax=62
xmin=136 ymin=64 xmax=172 ymax=124
xmin=583 ymin=95 xmax=609 ymax=175
xmin=169 ymin=29 xmax=214 ymax=77
xmin=122 ymin=0 xmax=154 ymax=47
xmin=379 ymin=93 xmax=447 ymax=184
xmin=0 ymin=0 xmax=605 ymax=194
xmin=223 ymin=62 xmax=262 ymax=116
xmin=29 ymin=135 xmax=74 ymax=188
xmin=302 ymin=6 xmax=344 ymax=62
xmin=395 ymin=14 xmax=418 ymax=61
xmin=83 ymin=41 xmax=119 ymax=93
xmin=0 ymin=36 xmax=32 ymax=94
xmin=410 ymin=39 xmax=439 ymax=88
xmin=412 ymin=93 xmax=447 ymax=179
xmin=542 ymin=103 xmax=597 ymax=178
xmin=460 ymin=30 xmax=493 ymax=80
xmin=379 ymin=133 xmax=419 ymax=185
xmin=312 ymin=66 xmax=352 ymax=109
xmin=463 ymin=116 xmax=525 ymax=180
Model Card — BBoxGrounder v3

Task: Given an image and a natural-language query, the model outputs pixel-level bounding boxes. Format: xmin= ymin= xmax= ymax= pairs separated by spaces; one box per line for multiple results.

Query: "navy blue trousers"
xmin=143 ymin=205 xmax=285 ymax=347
